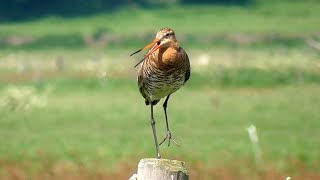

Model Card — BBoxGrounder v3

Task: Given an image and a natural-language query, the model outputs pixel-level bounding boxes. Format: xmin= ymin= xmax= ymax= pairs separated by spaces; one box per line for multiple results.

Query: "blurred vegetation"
xmin=0 ymin=0 xmax=320 ymax=179
xmin=0 ymin=0 xmax=253 ymax=21
xmin=0 ymin=1 xmax=319 ymax=51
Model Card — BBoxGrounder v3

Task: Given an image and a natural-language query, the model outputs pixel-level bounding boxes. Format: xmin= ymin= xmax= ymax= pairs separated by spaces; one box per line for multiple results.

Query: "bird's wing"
xmin=137 ymin=64 xmax=149 ymax=105
xmin=183 ymin=49 xmax=191 ymax=83
xmin=137 ymin=66 xmax=145 ymax=95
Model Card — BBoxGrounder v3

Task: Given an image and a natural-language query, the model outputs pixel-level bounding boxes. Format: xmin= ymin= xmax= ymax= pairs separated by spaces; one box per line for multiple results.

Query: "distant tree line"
xmin=0 ymin=0 xmax=254 ymax=21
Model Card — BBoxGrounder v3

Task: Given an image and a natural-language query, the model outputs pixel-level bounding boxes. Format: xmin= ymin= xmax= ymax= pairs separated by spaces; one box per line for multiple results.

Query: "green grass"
xmin=0 ymin=46 xmax=319 ymax=176
xmin=0 ymin=1 xmax=320 ymax=178
xmin=0 ymin=45 xmax=319 ymax=170
xmin=0 ymin=1 xmax=319 ymax=50
xmin=0 ymin=83 xmax=319 ymax=168
xmin=1 ymin=1 xmax=319 ymax=36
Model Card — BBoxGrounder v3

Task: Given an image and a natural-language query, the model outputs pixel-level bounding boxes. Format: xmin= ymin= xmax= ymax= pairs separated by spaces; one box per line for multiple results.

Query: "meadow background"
xmin=0 ymin=0 xmax=320 ymax=179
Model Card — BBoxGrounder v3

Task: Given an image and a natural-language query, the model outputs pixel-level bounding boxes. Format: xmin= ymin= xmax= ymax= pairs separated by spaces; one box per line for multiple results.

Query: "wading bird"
xmin=130 ymin=28 xmax=190 ymax=158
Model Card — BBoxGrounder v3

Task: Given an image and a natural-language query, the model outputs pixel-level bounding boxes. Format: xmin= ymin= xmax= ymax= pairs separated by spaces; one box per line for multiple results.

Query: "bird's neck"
xmin=160 ymin=41 xmax=179 ymax=51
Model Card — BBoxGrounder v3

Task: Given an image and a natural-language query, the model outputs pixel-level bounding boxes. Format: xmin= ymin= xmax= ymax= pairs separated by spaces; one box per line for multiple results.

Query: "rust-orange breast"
xmin=152 ymin=46 xmax=184 ymax=70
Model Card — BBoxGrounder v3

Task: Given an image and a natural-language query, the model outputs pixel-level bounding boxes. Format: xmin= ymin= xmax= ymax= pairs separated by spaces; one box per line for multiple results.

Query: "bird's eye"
xmin=166 ymin=33 xmax=169 ymax=37
xmin=157 ymin=41 xmax=160 ymax=45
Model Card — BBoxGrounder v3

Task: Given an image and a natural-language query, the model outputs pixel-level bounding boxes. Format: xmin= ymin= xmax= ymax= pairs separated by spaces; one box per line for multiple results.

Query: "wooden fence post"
xmin=133 ymin=158 xmax=189 ymax=180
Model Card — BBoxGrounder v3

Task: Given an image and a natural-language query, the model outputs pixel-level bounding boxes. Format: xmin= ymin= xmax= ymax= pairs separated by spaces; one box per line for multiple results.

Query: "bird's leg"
xmin=159 ymin=95 xmax=180 ymax=147
xmin=150 ymin=104 xmax=161 ymax=158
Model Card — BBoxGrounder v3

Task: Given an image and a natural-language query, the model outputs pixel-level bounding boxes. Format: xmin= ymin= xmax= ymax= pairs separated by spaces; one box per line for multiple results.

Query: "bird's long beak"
xmin=145 ymin=40 xmax=161 ymax=57
xmin=130 ymin=38 xmax=160 ymax=56
xmin=131 ymin=39 xmax=161 ymax=68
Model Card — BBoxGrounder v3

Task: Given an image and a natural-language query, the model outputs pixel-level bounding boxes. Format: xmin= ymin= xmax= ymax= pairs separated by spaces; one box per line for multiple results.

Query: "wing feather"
xmin=181 ymin=48 xmax=191 ymax=83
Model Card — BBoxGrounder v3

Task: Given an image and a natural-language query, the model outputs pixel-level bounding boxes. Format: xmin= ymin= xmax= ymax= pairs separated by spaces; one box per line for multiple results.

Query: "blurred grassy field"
xmin=1 ymin=1 xmax=319 ymax=36
xmin=0 ymin=1 xmax=319 ymax=51
xmin=1 ymin=1 xmax=320 ymax=179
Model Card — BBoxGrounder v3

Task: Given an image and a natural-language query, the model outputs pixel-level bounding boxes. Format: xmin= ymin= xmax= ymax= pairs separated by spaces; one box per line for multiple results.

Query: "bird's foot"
xmin=159 ymin=131 xmax=180 ymax=147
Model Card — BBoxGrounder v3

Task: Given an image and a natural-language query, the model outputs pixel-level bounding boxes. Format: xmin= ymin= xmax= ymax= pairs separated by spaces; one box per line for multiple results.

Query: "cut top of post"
xmin=137 ymin=158 xmax=189 ymax=180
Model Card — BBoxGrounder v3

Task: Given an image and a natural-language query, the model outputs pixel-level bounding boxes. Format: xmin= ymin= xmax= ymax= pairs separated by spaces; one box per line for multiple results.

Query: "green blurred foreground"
xmin=0 ymin=1 xmax=320 ymax=179
xmin=0 ymin=48 xmax=319 ymax=179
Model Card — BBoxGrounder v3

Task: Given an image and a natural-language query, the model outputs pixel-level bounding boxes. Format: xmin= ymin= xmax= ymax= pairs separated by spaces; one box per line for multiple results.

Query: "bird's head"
xmin=130 ymin=28 xmax=177 ymax=67
xmin=154 ymin=27 xmax=177 ymax=48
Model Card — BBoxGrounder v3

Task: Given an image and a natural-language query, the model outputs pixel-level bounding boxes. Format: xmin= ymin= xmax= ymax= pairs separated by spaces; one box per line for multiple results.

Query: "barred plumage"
xmin=138 ymin=52 xmax=189 ymax=104
xmin=131 ymin=27 xmax=190 ymax=158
